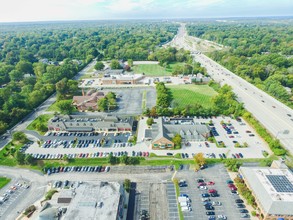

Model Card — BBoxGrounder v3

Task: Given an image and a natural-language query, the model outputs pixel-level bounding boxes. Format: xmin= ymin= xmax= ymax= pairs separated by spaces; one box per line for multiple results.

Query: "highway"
xmin=167 ymin=24 xmax=293 ymax=154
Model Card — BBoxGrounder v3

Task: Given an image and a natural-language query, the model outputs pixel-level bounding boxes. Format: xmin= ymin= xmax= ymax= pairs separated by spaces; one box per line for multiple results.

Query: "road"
xmin=0 ymin=166 xmax=172 ymax=220
xmin=0 ymin=60 xmax=97 ymax=149
xmin=166 ymin=24 xmax=293 ymax=154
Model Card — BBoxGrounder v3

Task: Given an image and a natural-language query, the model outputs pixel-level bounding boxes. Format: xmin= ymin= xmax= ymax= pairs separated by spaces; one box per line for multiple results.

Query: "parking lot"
xmin=137 ymin=116 xmax=269 ymax=159
xmin=176 ymin=164 xmax=251 ymax=220
xmin=0 ymin=179 xmax=29 ymax=218
xmin=166 ymin=182 xmax=180 ymax=220
xmin=135 ymin=182 xmax=169 ymax=220
xmin=103 ymin=87 xmax=156 ymax=115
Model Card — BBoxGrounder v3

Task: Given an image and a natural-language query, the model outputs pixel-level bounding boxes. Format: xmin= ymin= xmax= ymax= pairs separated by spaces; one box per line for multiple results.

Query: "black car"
xmin=181 ymin=153 xmax=185 ymax=159
xmin=205 ymin=206 xmax=214 ymax=210
xmin=167 ymin=152 xmax=173 ymax=156
xmin=64 ymin=180 xmax=69 ymax=187
xmin=222 ymin=153 xmax=226 ymax=158
xmin=210 ymin=193 xmax=219 ymax=197
xmin=197 ymin=179 xmax=205 ymax=183
xmin=239 ymin=209 xmax=248 ymax=213
xmin=179 ymin=182 xmax=187 ymax=187
xmin=206 ymin=212 xmax=215 ymax=216
xmin=235 ymin=199 xmax=244 ymax=203
xmin=236 ymin=204 xmax=246 ymax=208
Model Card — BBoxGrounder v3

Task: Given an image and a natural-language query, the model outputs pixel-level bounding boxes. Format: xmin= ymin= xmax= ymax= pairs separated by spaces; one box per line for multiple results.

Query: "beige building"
xmin=102 ymin=74 xmax=144 ymax=85
xmin=239 ymin=165 xmax=293 ymax=220
xmin=145 ymin=117 xmax=210 ymax=149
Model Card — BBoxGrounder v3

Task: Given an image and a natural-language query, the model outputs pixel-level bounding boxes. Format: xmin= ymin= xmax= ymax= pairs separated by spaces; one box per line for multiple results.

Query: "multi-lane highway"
xmin=167 ymin=24 xmax=293 ymax=154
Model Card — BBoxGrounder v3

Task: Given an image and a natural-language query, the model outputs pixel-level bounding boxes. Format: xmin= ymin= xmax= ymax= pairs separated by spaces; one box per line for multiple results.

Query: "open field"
xmin=132 ymin=62 xmax=184 ymax=76
xmin=0 ymin=177 xmax=11 ymax=189
xmin=167 ymin=84 xmax=217 ymax=108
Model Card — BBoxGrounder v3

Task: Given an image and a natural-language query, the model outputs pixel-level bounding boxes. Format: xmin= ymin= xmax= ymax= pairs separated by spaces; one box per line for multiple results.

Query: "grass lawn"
xmin=0 ymin=177 xmax=11 ymax=189
xmin=132 ymin=62 xmax=184 ymax=76
xmin=27 ymin=114 xmax=53 ymax=135
xmin=167 ymin=84 xmax=217 ymax=108
xmin=0 ymin=142 xmax=23 ymax=166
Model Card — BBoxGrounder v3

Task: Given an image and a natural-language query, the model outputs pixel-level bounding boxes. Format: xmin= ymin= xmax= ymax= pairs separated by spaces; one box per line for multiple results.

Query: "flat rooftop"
xmin=254 ymin=168 xmax=293 ymax=201
xmin=63 ymin=181 xmax=122 ymax=220
xmin=240 ymin=167 xmax=293 ymax=215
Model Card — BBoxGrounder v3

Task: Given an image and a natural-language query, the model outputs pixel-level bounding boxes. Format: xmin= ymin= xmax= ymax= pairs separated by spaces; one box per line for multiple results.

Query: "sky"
xmin=0 ymin=0 xmax=292 ymax=22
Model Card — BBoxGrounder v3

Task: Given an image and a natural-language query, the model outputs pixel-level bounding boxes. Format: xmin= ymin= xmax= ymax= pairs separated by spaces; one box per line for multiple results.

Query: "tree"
xmin=127 ymin=59 xmax=133 ymax=67
xmin=16 ymin=151 xmax=25 ymax=165
xmin=194 ymin=153 xmax=206 ymax=166
xmin=56 ymin=100 xmax=74 ymax=114
xmin=172 ymin=134 xmax=182 ymax=149
xmin=16 ymin=60 xmax=33 ymax=75
xmin=107 ymin=154 xmax=119 ymax=165
xmin=9 ymin=70 xmax=23 ymax=81
xmin=224 ymin=159 xmax=242 ymax=172
xmin=25 ymin=154 xmax=36 ymax=165
xmin=146 ymin=118 xmax=154 ymax=126
xmin=94 ymin=61 xmax=105 ymax=70
xmin=12 ymin=131 xmax=28 ymax=143
xmin=123 ymin=179 xmax=131 ymax=193
xmin=110 ymin=60 xmax=121 ymax=69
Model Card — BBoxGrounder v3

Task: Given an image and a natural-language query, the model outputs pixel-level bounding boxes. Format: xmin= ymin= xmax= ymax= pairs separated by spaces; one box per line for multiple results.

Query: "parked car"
xmin=235 ymin=199 xmax=244 ymax=203
xmin=207 ymin=181 xmax=215 ymax=185
xmin=201 ymin=193 xmax=210 ymax=198
xmin=206 ymin=211 xmax=215 ymax=216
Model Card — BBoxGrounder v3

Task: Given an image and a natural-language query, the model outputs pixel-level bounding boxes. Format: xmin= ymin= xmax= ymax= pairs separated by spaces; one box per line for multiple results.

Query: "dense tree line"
xmin=0 ymin=21 xmax=178 ymax=134
xmin=187 ymin=21 xmax=293 ymax=107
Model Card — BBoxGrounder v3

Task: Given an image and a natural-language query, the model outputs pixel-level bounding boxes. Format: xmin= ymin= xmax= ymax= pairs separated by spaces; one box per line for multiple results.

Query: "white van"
xmin=181 ymin=206 xmax=192 ymax=212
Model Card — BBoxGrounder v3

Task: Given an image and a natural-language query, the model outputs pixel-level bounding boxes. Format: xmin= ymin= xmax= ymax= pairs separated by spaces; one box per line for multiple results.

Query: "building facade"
xmin=48 ymin=115 xmax=135 ymax=133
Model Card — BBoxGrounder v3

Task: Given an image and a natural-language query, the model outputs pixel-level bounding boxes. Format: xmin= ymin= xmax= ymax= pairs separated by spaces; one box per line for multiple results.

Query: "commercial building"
xmin=102 ymin=74 xmax=144 ymax=85
xmin=239 ymin=165 xmax=293 ymax=220
xmin=144 ymin=117 xmax=210 ymax=149
xmin=72 ymin=89 xmax=106 ymax=112
xmin=48 ymin=115 xmax=136 ymax=133
xmin=37 ymin=181 xmax=126 ymax=220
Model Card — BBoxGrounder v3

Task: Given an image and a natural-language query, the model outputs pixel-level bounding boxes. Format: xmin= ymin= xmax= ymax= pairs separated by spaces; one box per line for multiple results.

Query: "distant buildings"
xmin=72 ymin=89 xmax=106 ymax=112
xmin=48 ymin=115 xmax=135 ymax=133
xmin=144 ymin=117 xmax=210 ymax=149
xmin=239 ymin=163 xmax=293 ymax=220
xmin=102 ymin=74 xmax=144 ymax=85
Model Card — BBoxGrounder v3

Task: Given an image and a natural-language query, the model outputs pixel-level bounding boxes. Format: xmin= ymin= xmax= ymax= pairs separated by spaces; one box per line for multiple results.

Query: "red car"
xmin=146 ymin=152 xmax=149 ymax=157
xmin=207 ymin=181 xmax=215 ymax=185
xmin=208 ymin=189 xmax=217 ymax=194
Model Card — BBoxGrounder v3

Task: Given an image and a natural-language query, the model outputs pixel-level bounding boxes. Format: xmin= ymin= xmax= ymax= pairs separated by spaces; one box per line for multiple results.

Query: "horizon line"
xmin=0 ymin=15 xmax=292 ymax=24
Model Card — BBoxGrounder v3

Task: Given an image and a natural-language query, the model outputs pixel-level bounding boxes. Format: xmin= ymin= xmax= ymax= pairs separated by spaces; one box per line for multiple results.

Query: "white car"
xmin=199 ymin=186 xmax=207 ymax=190
xmin=217 ymin=215 xmax=227 ymax=220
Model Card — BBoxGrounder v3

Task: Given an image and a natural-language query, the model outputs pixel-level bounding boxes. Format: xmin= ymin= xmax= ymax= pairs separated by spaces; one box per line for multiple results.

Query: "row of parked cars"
xmin=47 ymin=132 xmax=98 ymax=137
xmin=232 ymin=153 xmax=244 ymax=159
xmin=31 ymin=150 xmax=150 ymax=160
xmin=226 ymin=180 xmax=250 ymax=218
xmin=0 ymin=182 xmax=29 ymax=205
xmin=46 ymin=165 xmax=110 ymax=175
xmin=197 ymin=178 xmax=228 ymax=220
